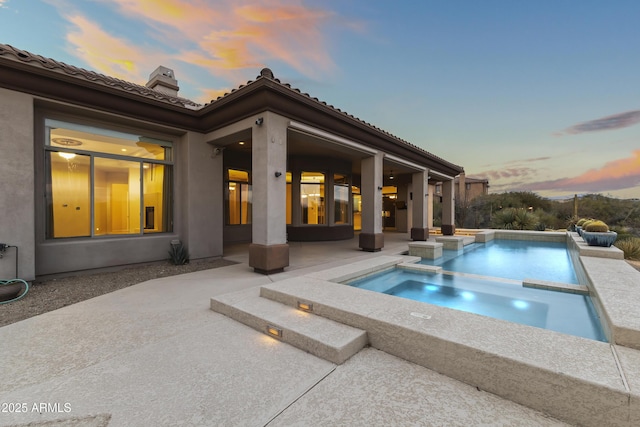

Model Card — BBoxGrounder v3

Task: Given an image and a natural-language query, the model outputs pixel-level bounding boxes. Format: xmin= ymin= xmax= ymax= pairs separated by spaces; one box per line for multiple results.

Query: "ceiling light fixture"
xmin=52 ymin=138 xmax=82 ymax=147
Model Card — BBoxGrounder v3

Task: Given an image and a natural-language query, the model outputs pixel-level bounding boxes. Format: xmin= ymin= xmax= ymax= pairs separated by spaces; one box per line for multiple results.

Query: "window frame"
xmin=43 ymin=118 xmax=174 ymax=239
xmin=225 ymin=168 xmax=252 ymax=225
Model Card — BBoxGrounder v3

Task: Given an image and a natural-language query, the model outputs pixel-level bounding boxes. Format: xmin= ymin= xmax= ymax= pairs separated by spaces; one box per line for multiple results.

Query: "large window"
xmin=226 ymin=169 xmax=251 ymax=225
xmin=45 ymin=119 xmax=173 ymax=238
xmin=286 ymin=172 xmax=292 ymax=225
xmin=301 ymin=172 xmax=325 ymax=225
xmin=333 ymin=173 xmax=350 ymax=224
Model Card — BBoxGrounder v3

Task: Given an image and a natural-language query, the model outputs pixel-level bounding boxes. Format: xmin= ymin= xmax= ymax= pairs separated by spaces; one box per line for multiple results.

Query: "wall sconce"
xmin=266 ymin=324 xmax=282 ymax=338
xmin=255 ymin=117 xmax=264 ymax=125
xmin=274 ymin=171 xmax=282 ymax=178
xmin=297 ymin=301 xmax=313 ymax=312
xmin=389 ymin=170 xmax=394 ymax=180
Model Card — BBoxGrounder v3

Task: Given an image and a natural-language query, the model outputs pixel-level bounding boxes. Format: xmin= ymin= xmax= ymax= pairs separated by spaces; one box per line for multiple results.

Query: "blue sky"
xmin=1 ymin=0 xmax=639 ymax=199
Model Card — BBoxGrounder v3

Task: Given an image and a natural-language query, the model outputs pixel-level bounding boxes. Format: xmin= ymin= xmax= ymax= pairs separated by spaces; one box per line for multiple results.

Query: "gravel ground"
xmin=0 ymin=258 xmax=236 ymax=328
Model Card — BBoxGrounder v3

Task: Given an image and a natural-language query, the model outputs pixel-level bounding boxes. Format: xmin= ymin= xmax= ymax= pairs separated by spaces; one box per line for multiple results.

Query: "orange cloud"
xmin=197 ymin=87 xmax=235 ymax=104
xmin=65 ymin=15 xmax=153 ymax=84
xmin=512 ymin=150 xmax=640 ymax=193
xmin=103 ymin=0 xmax=336 ymax=78
xmin=53 ymin=0 xmax=356 ymax=101
xmin=104 ymin=0 xmax=223 ymax=36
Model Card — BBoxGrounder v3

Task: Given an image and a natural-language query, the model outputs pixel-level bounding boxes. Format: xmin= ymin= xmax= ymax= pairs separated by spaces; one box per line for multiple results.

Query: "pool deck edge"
xmin=258 ymin=274 xmax=634 ymax=427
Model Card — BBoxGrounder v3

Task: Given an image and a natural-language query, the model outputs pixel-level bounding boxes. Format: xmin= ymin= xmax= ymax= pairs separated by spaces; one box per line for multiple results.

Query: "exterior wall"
xmin=33 ymin=106 xmax=212 ymax=276
xmin=0 ymin=88 xmax=35 ymax=280
xmin=465 ymin=182 xmax=489 ymax=200
xmin=181 ymin=131 xmax=223 ymax=259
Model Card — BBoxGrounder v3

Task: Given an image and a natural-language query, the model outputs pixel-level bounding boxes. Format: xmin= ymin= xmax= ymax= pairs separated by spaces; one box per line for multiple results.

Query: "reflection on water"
xmin=386 ymin=280 xmax=549 ymax=329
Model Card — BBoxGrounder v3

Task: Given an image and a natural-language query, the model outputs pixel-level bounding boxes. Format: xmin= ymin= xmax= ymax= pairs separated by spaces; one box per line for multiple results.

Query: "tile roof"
xmin=0 ymin=44 xmax=201 ymax=109
xmin=210 ymin=67 xmax=462 ymax=172
xmin=0 ymin=44 xmax=462 ymax=172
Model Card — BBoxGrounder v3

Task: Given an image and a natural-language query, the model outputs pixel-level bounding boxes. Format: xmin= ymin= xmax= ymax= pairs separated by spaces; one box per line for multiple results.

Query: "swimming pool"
xmin=348 ymin=237 xmax=606 ymax=341
xmin=349 ymin=268 xmax=606 ymax=341
xmin=420 ymin=239 xmax=578 ymax=283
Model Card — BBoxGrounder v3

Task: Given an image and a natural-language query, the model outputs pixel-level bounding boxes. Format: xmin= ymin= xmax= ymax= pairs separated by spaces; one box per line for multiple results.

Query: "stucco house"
xmin=0 ymin=44 xmax=463 ymax=280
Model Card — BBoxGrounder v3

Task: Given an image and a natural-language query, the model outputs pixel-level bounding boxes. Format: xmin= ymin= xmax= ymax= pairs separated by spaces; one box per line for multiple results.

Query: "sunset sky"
xmin=2 ymin=0 xmax=639 ymax=199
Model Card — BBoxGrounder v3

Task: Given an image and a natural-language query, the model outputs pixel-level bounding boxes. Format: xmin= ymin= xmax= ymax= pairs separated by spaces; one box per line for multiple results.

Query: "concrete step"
xmin=257 ymin=276 xmax=634 ymax=427
xmin=210 ymin=288 xmax=367 ymax=365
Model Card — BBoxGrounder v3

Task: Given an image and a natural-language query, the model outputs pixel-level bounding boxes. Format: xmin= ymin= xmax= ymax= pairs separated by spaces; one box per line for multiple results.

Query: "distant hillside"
xmin=455 ymin=191 xmax=640 ymax=235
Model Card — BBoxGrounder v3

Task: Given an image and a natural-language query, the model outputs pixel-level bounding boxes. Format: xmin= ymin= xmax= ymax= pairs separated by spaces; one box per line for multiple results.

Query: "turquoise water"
xmin=420 ymin=240 xmax=578 ymax=284
xmin=349 ymin=239 xmax=606 ymax=341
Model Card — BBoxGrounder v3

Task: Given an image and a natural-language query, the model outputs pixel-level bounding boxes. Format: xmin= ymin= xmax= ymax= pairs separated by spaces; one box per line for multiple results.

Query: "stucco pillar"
xmin=427 ymin=183 xmax=435 ymax=229
xmin=458 ymin=172 xmax=466 ymax=204
xmin=442 ymin=178 xmax=456 ymax=235
xmin=359 ymin=153 xmax=384 ymax=251
xmin=0 ymin=89 xmax=34 ymax=280
xmin=184 ymin=131 xmax=223 ymax=260
xmin=411 ymin=170 xmax=429 ymax=241
xmin=249 ymin=112 xmax=289 ymax=274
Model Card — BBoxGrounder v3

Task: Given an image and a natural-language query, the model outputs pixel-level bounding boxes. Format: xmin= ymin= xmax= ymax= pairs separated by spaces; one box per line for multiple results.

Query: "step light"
xmin=266 ymin=325 xmax=282 ymax=338
xmin=297 ymin=301 xmax=313 ymax=312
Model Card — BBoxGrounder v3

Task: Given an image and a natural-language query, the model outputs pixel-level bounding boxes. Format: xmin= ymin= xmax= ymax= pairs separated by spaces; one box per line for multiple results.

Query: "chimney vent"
xmin=146 ymin=66 xmax=179 ymax=96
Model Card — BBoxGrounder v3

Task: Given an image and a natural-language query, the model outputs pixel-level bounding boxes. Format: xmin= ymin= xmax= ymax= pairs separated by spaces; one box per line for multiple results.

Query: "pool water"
xmin=420 ymin=240 xmax=578 ymax=284
xmin=348 ymin=238 xmax=606 ymax=341
xmin=349 ymin=268 xmax=606 ymax=341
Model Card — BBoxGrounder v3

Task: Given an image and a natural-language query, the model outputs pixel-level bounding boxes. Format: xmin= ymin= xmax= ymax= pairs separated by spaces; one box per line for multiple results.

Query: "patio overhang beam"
xmin=288 ymin=121 xmax=378 ymax=156
xmin=384 ymin=153 xmax=426 ymax=173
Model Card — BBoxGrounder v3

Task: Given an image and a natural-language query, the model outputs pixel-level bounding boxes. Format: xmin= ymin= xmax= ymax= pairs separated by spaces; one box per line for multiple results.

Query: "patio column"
xmin=359 ymin=153 xmax=384 ymax=251
xmin=427 ymin=183 xmax=435 ymax=229
xmin=249 ymin=112 xmax=289 ymax=274
xmin=441 ymin=178 xmax=456 ymax=235
xmin=411 ymin=170 xmax=429 ymax=241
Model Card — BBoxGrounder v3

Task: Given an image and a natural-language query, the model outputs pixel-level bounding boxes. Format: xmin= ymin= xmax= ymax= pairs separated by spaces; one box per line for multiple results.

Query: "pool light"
xmin=512 ymin=300 xmax=529 ymax=310
xmin=461 ymin=291 xmax=475 ymax=301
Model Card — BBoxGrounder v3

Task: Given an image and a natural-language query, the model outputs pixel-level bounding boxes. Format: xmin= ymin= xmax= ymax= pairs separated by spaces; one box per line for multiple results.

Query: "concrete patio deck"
xmin=0 ymin=233 xmax=564 ymax=426
xmin=0 ymin=232 xmax=576 ymax=426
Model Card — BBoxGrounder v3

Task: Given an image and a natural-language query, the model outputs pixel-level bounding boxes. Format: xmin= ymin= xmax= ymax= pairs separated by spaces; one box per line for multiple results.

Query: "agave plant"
xmin=492 ymin=208 xmax=536 ymax=230
xmin=168 ymin=241 xmax=190 ymax=265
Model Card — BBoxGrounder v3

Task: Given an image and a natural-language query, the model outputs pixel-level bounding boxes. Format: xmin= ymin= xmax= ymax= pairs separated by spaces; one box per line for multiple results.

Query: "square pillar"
xmin=441 ymin=178 xmax=456 ymax=236
xmin=249 ymin=112 xmax=289 ymax=274
xmin=427 ymin=183 xmax=435 ymax=229
xmin=359 ymin=153 xmax=384 ymax=251
xmin=411 ymin=170 xmax=429 ymax=241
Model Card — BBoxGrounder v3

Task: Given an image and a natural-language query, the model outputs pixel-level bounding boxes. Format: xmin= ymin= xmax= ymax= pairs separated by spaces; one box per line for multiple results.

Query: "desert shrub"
xmin=492 ymin=208 xmax=536 ymax=230
xmin=534 ymin=222 xmax=546 ymax=231
xmin=614 ymin=237 xmax=640 ymax=260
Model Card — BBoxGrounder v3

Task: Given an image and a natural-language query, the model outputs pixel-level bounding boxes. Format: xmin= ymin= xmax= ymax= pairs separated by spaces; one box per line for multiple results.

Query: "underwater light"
xmin=425 ymin=285 xmax=439 ymax=292
xmin=513 ymin=300 xmax=529 ymax=310
xmin=461 ymin=291 xmax=475 ymax=301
